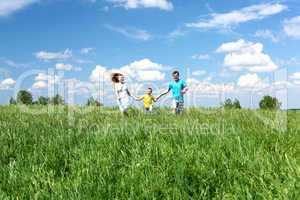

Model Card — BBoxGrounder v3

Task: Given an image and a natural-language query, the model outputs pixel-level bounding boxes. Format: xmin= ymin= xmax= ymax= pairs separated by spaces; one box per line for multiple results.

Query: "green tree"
xmin=9 ymin=97 xmax=17 ymax=105
xmin=223 ymin=98 xmax=242 ymax=109
xmin=38 ymin=96 xmax=49 ymax=105
xmin=259 ymin=95 xmax=281 ymax=110
xmin=233 ymin=99 xmax=242 ymax=109
xmin=17 ymin=90 xmax=33 ymax=105
xmin=50 ymin=94 xmax=64 ymax=105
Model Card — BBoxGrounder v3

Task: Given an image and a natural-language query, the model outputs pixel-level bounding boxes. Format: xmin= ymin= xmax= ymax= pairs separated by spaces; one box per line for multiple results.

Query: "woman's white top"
xmin=114 ymin=83 xmax=130 ymax=111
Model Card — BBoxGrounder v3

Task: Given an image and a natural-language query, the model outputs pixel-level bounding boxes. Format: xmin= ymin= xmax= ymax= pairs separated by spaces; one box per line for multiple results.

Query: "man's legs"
xmin=172 ymin=100 xmax=184 ymax=114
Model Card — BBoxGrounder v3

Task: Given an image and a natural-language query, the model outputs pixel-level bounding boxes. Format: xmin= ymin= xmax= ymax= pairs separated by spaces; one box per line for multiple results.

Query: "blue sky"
xmin=0 ymin=0 xmax=299 ymax=108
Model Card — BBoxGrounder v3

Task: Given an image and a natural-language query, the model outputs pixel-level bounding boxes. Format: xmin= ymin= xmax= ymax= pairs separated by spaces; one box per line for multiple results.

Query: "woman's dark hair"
xmin=148 ymin=88 xmax=153 ymax=92
xmin=172 ymin=70 xmax=179 ymax=76
xmin=111 ymin=73 xmax=123 ymax=83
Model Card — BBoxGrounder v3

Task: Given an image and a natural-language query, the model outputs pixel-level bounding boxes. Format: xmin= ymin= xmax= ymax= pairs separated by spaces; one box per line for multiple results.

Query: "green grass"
xmin=0 ymin=106 xmax=299 ymax=199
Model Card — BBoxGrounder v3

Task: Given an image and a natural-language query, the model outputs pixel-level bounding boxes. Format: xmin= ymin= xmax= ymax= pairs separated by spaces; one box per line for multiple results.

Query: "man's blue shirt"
xmin=169 ymin=79 xmax=186 ymax=102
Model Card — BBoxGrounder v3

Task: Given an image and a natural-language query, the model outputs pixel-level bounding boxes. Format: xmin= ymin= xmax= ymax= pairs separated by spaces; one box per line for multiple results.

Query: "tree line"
xmin=222 ymin=96 xmax=281 ymax=110
xmin=9 ymin=90 xmax=102 ymax=106
xmin=9 ymin=90 xmax=281 ymax=110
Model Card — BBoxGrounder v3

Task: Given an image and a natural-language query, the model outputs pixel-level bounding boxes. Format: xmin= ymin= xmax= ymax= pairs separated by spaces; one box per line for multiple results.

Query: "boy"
xmin=156 ymin=70 xmax=188 ymax=114
xmin=135 ymin=88 xmax=156 ymax=113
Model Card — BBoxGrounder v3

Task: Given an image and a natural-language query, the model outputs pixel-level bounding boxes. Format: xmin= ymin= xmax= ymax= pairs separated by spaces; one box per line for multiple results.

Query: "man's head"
xmin=147 ymin=88 xmax=153 ymax=95
xmin=172 ymin=70 xmax=180 ymax=81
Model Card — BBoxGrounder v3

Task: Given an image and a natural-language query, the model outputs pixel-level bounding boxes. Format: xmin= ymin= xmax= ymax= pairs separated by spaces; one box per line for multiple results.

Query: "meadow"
xmin=0 ymin=106 xmax=299 ymax=199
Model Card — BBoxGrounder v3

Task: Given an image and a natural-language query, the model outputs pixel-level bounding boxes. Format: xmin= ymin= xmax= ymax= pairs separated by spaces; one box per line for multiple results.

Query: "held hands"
xmin=133 ymin=96 xmax=142 ymax=101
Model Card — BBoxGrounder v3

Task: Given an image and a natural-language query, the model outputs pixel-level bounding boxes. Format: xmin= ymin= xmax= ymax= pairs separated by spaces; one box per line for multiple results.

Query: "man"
xmin=157 ymin=70 xmax=188 ymax=114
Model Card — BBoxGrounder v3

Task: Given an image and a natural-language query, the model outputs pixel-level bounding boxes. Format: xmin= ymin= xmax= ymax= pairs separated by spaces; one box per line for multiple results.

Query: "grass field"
xmin=0 ymin=106 xmax=299 ymax=199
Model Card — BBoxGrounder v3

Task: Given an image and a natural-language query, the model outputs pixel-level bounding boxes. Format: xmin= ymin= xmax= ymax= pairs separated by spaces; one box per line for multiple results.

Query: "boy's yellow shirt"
xmin=143 ymin=94 xmax=155 ymax=108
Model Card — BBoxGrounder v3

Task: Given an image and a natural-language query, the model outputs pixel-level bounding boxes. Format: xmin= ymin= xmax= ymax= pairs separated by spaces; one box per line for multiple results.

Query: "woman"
xmin=111 ymin=73 xmax=133 ymax=115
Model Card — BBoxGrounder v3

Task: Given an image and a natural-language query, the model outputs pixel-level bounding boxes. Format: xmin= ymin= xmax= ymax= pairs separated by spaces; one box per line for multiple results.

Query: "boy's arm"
xmin=134 ymin=96 xmax=144 ymax=101
xmin=153 ymin=96 xmax=157 ymax=102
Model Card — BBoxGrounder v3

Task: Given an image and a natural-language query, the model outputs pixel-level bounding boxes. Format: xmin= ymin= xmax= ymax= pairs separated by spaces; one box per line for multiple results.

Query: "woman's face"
xmin=119 ymin=75 xmax=125 ymax=83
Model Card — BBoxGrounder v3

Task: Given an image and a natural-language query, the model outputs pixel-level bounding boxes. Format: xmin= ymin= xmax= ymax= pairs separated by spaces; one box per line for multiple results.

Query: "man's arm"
xmin=156 ymin=88 xmax=171 ymax=101
xmin=181 ymin=80 xmax=188 ymax=94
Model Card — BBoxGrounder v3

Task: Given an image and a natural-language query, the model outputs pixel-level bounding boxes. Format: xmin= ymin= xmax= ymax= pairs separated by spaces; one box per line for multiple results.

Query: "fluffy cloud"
xmin=187 ymin=78 xmax=234 ymax=95
xmin=0 ymin=78 xmax=16 ymax=90
xmin=237 ymin=73 xmax=264 ymax=88
xmin=108 ymin=0 xmax=173 ymax=11
xmin=35 ymin=49 xmax=72 ymax=61
xmin=89 ymin=58 xmax=166 ymax=83
xmin=283 ymin=16 xmax=300 ymax=39
xmin=186 ymin=3 xmax=287 ymax=29
xmin=254 ymin=29 xmax=279 ymax=43
xmin=89 ymin=65 xmax=111 ymax=83
xmin=120 ymin=59 xmax=165 ymax=81
xmin=105 ymin=25 xmax=152 ymax=41
xmin=217 ymin=39 xmax=278 ymax=72
xmin=290 ymin=72 xmax=300 ymax=85
xmin=290 ymin=72 xmax=300 ymax=80
xmin=0 ymin=0 xmax=39 ymax=17
xmin=55 ymin=63 xmax=82 ymax=71
xmin=32 ymin=81 xmax=47 ymax=89
xmin=35 ymin=73 xmax=60 ymax=85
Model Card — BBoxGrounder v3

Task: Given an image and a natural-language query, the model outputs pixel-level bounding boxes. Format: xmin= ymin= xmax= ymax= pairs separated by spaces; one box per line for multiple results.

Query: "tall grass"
xmin=0 ymin=106 xmax=299 ymax=199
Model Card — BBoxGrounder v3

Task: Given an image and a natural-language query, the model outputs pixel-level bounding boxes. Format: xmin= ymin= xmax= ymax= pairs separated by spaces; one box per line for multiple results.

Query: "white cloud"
xmin=290 ymin=72 xmax=300 ymax=80
xmin=187 ymin=78 xmax=234 ymax=95
xmin=0 ymin=78 xmax=16 ymax=89
xmin=32 ymin=81 xmax=47 ymax=89
xmin=0 ymin=0 xmax=39 ymax=17
xmin=283 ymin=16 xmax=300 ymax=39
xmin=120 ymin=58 xmax=165 ymax=81
xmin=254 ymin=29 xmax=279 ymax=42
xmin=55 ymin=63 xmax=82 ymax=71
xmin=105 ymin=25 xmax=152 ymax=41
xmin=35 ymin=49 xmax=73 ymax=61
xmin=89 ymin=65 xmax=111 ymax=83
xmin=89 ymin=58 xmax=166 ymax=83
xmin=80 ymin=47 xmax=95 ymax=54
xmin=186 ymin=3 xmax=287 ymax=30
xmin=237 ymin=73 xmax=264 ymax=88
xmin=108 ymin=0 xmax=173 ymax=11
xmin=217 ymin=39 xmax=278 ymax=72
xmin=192 ymin=54 xmax=210 ymax=60
xmin=192 ymin=70 xmax=206 ymax=76
xmin=35 ymin=73 xmax=60 ymax=85
xmin=290 ymin=72 xmax=300 ymax=85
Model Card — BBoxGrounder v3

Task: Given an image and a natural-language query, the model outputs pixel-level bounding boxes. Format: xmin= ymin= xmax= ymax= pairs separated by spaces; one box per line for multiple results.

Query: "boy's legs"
xmin=144 ymin=106 xmax=153 ymax=114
